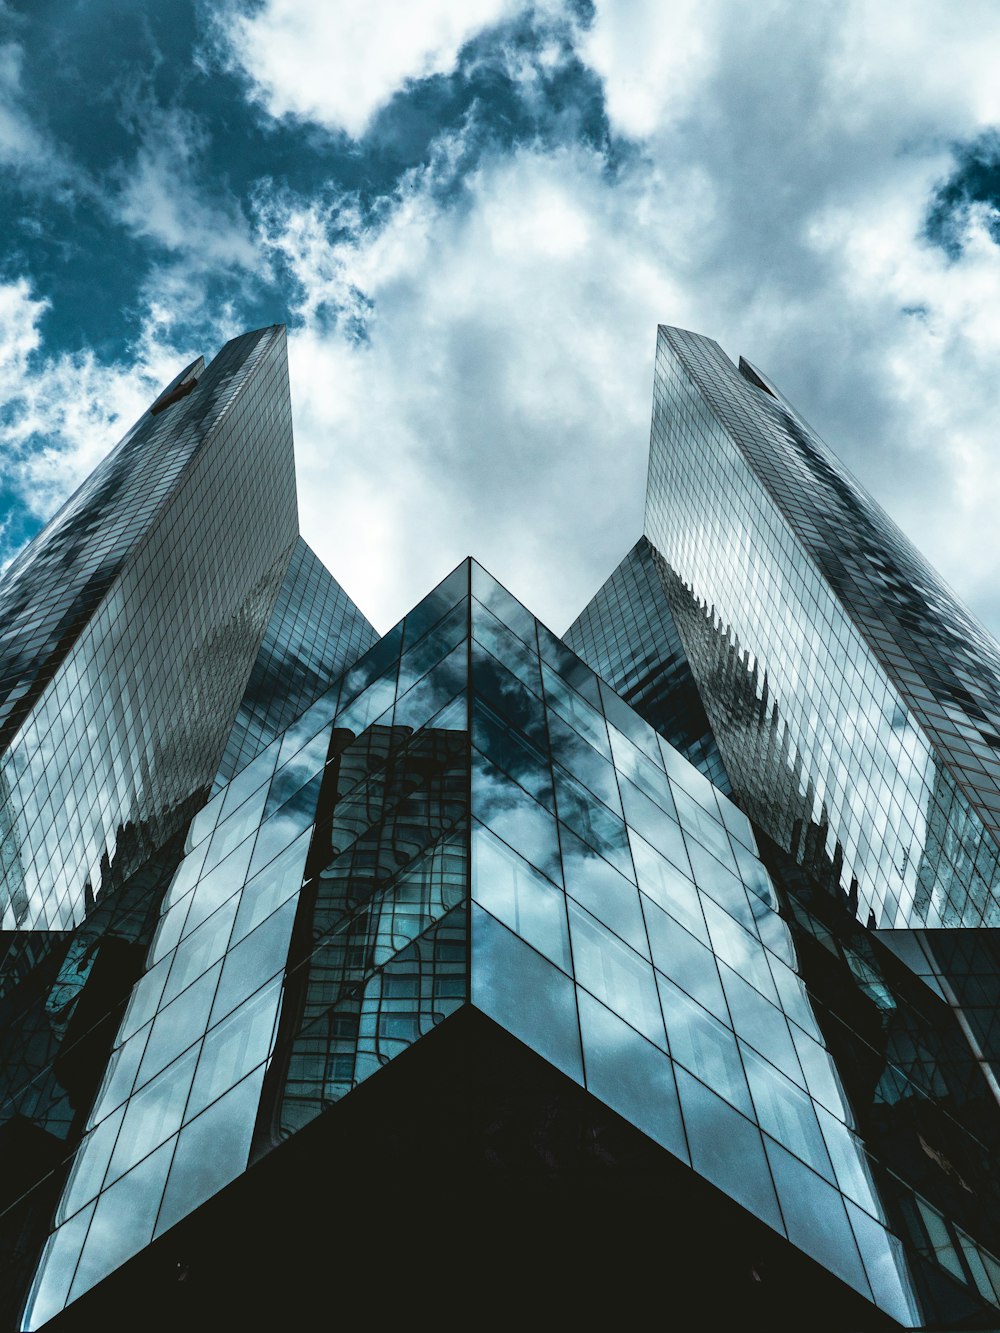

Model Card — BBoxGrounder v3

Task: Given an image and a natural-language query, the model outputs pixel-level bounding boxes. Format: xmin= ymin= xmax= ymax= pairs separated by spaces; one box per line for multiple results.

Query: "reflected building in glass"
xmin=4 ymin=326 xmax=1000 ymax=1331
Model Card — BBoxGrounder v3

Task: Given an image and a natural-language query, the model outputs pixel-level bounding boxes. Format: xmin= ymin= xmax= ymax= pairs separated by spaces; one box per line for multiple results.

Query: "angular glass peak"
xmin=30 ymin=559 xmax=976 ymax=1332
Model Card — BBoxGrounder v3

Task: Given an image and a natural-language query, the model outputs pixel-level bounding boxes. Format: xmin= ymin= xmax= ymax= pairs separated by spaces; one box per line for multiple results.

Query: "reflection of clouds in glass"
xmin=543 ymin=663 xmax=612 ymax=758
xmin=816 ymin=1105 xmax=883 ymax=1217
xmin=231 ymin=829 xmax=310 ymax=945
xmin=554 ymin=765 xmax=633 ymax=879
xmin=471 ymin=565 xmax=537 ymax=651
xmin=217 ymin=744 xmax=277 ymax=827
xmin=336 ymin=625 xmax=403 ymax=719
xmin=846 ymin=1202 xmax=921 ymax=1327
xmin=158 ymin=840 xmax=209 ymax=920
xmin=473 ymin=822 xmax=569 ymax=970
xmin=473 ymin=699 xmax=552 ymax=807
xmin=791 ymin=1025 xmax=853 ymax=1123
xmin=165 ymin=897 xmax=239 ymax=1003
xmin=748 ymin=890 xmax=796 ymax=965
xmin=770 ymin=1138 xmax=875 ymax=1295
xmin=471 ymin=904 xmax=582 ymax=1083
xmin=394 ymin=647 xmax=466 ymax=729
xmin=548 ymin=710 xmax=622 ymax=813
xmin=473 ymin=600 xmax=541 ymax=694
xmin=769 ymin=954 xmax=822 ymax=1039
xmin=24 ymin=1200 xmax=96 ymax=1330
xmin=472 ymin=751 xmax=562 ymax=884
xmin=568 ymin=899 xmax=663 ymax=1048
xmin=184 ymin=791 xmax=225 ymax=855
xmin=67 ymin=1139 xmax=173 ymax=1308
xmin=621 ymin=773 xmax=687 ymax=871
xmin=264 ymin=728 xmax=329 ymax=816
xmin=275 ymin=690 xmax=338 ymax=770
xmin=336 ymin=673 xmax=398 ymax=738
xmin=154 ymin=1067 xmax=266 ymax=1239
xmin=247 ymin=793 xmax=317 ymax=880
xmin=474 ymin=646 xmax=547 ymax=744
xmin=397 ymin=599 xmax=467 ymax=694
xmin=210 ymin=897 xmax=296 ymax=1027
xmin=578 ymin=989 xmax=687 ymax=1159
xmin=643 ymin=897 xmax=727 ymax=1019
xmin=57 ymin=1104 xmax=126 ymax=1225
xmin=137 ymin=963 xmax=222 ymax=1091
xmin=674 ymin=784 xmax=736 ymax=869
xmin=425 ymin=693 xmax=467 ymax=732
xmin=742 ymin=1042 xmax=833 ymax=1180
xmin=106 ymin=1045 xmax=198 ymax=1185
xmin=190 ymin=815 xmax=261 ymax=918
xmin=629 ymin=829 xmax=705 ymax=940
xmin=726 ymin=972 xmax=801 ymax=1083
xmin=118 ymin=954 xmax=171 ymax=1044
xmin=702 ymin=896 xmax=778 ymax=1004
xmin=661 ymin=976 xmax=752 ymax=1115
xmin=674 ymin=1066 xmax=783 ymax=1233
xmin=561 ymin=825 xmax=647 ymax=956
xmin=187 ymin=979 xmax=280 ymax=1120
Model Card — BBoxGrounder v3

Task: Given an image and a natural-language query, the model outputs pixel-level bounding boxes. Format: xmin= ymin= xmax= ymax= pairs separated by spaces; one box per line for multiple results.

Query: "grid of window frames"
xmin=0 ymin=328 xmax=299 ymax=938
xmin=21 ymin=563 xmax=473 ymax=1329
xmin=20 ymin=564 xmax=1000 ymax=1330
xmin=565 ymin=535 xmax=730 ymax=792
xmin=644 ymin=326 xmax=1000 ymax=930
xmin=214 ymin=537 xmax=379 ymax=789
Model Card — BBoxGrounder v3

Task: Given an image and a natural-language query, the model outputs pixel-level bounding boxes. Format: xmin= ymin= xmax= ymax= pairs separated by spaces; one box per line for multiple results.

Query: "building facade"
xmin=3 ymin=327 xmax=1000 ymax=1330
xmin=631 ymin=327 xmax=1000 ymax=933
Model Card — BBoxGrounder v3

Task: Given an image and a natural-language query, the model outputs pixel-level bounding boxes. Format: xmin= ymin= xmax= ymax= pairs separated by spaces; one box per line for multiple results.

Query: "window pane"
xmin=578 ymin=989 xmax=687 ymax=1161
xmin=68 ymin=1138 xmax=174 ymax=1305
xmin=472 ymin=749 xmax=562 ymax=885
xmin=659 ymin=975 xmax=751 ymax=1115
xmin=472 ymin=822 xmax=570 ymax=971
xmin=568 ymin=900 xmax=664 ymax=1048
xmin=643 ymin=897 xmax=728 ymax=1020
xmin=765 ymin=1138 xmax=871 ymax=1297
xmin=674 ymin=1067 xmax=783 ymax=1234
xmin=472 ymin=905 xmax=583 ymax=1083
xmin=561 ymin=825 xmax=648 ymax=957
xmin=155 ymin=1066 xmax=266 ymax=1239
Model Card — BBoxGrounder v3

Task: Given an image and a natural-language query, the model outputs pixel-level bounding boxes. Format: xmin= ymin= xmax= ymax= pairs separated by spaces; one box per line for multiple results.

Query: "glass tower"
xmin=0 ymin=327 xmax=299 ymax=937
xmin=5 ymin=327 xmax=1000 ymax=1332
xmin=632 ymin=327 xmax=1000 ymax=932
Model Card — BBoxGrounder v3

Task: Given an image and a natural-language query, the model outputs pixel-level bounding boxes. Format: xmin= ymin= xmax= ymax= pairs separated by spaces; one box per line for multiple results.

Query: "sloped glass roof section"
xmin=27 ymin=561 xmax=1000 ymax=1330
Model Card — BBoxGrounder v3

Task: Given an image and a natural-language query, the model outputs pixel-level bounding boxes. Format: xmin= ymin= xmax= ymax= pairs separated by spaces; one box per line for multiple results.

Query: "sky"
xmin=3 ymin=1 xmax=1000 ymax=639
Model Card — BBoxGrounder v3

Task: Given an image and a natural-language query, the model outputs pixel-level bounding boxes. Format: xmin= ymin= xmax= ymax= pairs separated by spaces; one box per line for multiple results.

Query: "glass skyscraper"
xmin=4 ymin=325 xmax=1000 ymax=1331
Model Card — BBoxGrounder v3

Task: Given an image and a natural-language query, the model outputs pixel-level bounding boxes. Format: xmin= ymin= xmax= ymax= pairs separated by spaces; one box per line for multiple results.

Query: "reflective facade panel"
xmin=0 ymin=326 xmax=299 ymax=936
xmin=7 ymin=325 xmax=1000 ymax=1332
xmin=215 ymin=537 xmax=379 ymax=787
xmin=565 ymin=535 xmax=730 ymax=792
xmin=27 ymin=560 xmax=993 ymax=1330
xmin=641 ymin=325 xmax=1000 ymax=929
xmin=20 ymin=564 xmax=473 ymax=1326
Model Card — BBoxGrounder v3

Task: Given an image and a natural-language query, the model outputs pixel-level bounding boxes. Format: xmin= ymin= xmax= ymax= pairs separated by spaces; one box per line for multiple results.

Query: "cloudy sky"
xmin=2 ymin=0 xmax=1000 ymax=638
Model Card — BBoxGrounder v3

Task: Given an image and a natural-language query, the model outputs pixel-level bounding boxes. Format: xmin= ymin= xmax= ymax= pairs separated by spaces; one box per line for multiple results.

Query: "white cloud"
xmin=564 ymin=1 xmax=1000 ymax=637
xmin=220 ymin=0 xmax=528 ymax=139
xmin=256 ymin=142 xmax=712 ymax=631
xmin=10 ymin=0 xmax=1000 ymax=652
xmin=580 ymin=0 xmax=723 ymax=139
xmin=0 ymin=43 xmax=38 ymax=161
xmin=0 ymin=279 xmax=194 ymax=535
xmin=117 ymin=105 xmax=258 ymax=269
xmin=0 ymin=41 xmax=77 ymax=189
xmin=233 ymin=0 xmax=1000 ymax=648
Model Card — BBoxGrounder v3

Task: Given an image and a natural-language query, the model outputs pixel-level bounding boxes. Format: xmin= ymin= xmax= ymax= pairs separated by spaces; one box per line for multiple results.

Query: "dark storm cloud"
xmin=925 ymin=130 xmax=1000 ymax=258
